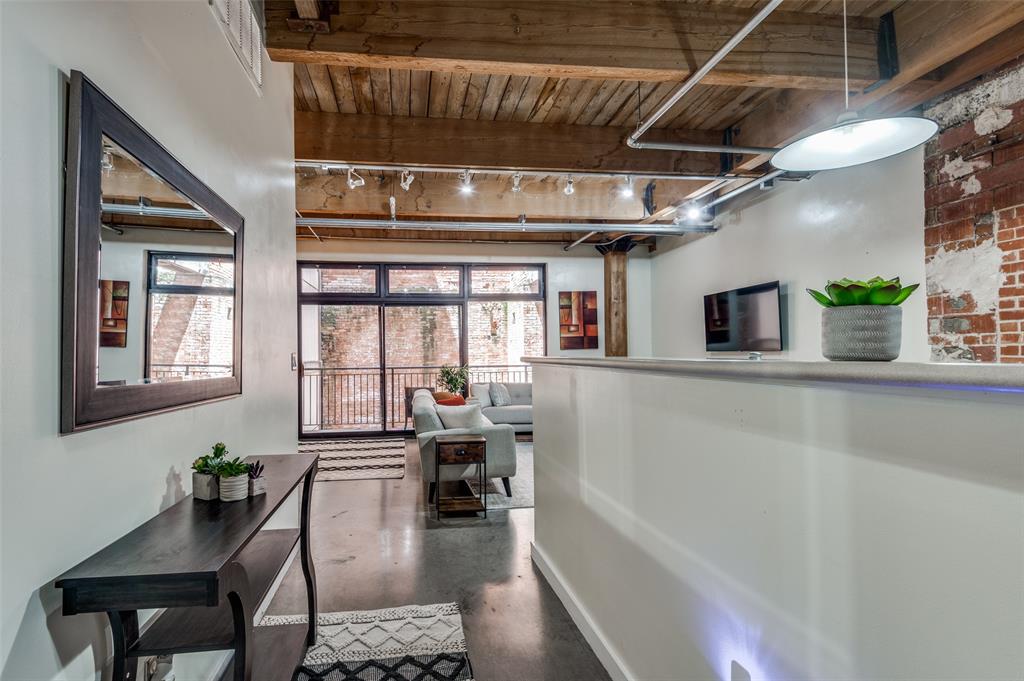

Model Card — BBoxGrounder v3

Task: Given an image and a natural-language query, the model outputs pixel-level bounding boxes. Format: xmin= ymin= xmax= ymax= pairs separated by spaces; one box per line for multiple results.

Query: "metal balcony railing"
xmin=150 ymin=363 xmax=233 ymax=379
xmin=300 ymin=364 xmax=532 ymax=433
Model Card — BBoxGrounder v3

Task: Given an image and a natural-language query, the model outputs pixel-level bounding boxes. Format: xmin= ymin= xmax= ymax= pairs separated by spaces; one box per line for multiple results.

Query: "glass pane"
xmin=98 ymin=135 xmax=235 ymax=386
xmin=468 ymin=301 xmax=544 ymax=383
xmin=384 ymin=305 xmax=462 ymax=430
xmin=148 ymin=293 xmax=234 ymax=380
xmin=300 ymin=265 xmax=377 ymax=294
xmin=300 ymin=304 xmax=382 ymax=433
xmin=387 ymin=266 xmax=461 ymax=294
xmin=154 ymin=255 xmax=234 ymax=289
xmin=470 ymin=266 xmax=541 ymax=295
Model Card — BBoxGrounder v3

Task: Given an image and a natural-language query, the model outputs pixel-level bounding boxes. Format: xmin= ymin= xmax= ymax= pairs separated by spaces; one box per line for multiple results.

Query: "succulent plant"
xmin=192 ymin=454 xmax=223 ymax=475
xmin=807 ymin=277 xmax=919 ymax=308
xmin=247 ymin=460 xmax=265 ymax=479
xmin=438 ymin=365 xmax=470 ymax=393
xmin=217 ymin=457 xmax=250 ymax=478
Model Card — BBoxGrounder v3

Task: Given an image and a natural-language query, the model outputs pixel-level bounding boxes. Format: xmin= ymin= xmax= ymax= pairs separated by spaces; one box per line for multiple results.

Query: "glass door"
xmin=383 ymin=304 xmax=462 ymax=431
xmin=299 ymin=303 xmax=383 ymax=435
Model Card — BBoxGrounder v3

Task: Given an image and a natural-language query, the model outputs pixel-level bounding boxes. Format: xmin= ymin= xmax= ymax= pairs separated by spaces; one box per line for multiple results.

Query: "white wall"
xmin=297 ymin=239 xmax=654 ymax=357
xmin=651 ymin=149 xmax=928 ymax=361
xmin=0 ymin=3 xmax=297 ymax=680
xmin=532 ymin=363 xmax=1024 ymax=681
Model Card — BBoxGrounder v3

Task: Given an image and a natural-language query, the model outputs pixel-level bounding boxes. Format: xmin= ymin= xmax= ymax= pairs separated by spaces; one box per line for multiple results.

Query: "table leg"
xmin=228 ymin=588 xmax=254 ymax=681
xmin=107 ymin=610 xmax=138 ymax=681
xmin=300 ymin=464 xmax=319 ymax=645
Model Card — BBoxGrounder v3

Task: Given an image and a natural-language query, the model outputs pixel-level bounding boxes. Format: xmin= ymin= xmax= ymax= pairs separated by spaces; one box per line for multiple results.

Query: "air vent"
xmin=210 ymin=0 xmax=264 ymax=89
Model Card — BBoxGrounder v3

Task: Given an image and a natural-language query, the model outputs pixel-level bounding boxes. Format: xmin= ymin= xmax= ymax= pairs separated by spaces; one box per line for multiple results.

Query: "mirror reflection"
xmin=98 ymin=136 xmax=235 ymax=386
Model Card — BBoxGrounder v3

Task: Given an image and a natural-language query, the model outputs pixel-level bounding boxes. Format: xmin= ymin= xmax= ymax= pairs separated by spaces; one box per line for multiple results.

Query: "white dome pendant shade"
xmin=771 ymin=111 xmax=939 ymax=172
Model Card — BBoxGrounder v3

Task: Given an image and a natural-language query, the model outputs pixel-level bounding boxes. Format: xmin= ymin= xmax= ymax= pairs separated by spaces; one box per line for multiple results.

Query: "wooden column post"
xmin=597 ymin=240 xmax=635 ymax=357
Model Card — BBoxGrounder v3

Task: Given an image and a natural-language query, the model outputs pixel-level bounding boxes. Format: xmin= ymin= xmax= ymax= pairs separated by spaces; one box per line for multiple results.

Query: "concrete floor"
xmin=267 ymin=440 xmax=612 ymax=681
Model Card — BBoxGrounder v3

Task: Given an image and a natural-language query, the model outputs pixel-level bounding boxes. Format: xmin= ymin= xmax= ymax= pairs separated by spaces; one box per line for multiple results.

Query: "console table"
xmin=55 ymin=454 xmax=318 ymax=681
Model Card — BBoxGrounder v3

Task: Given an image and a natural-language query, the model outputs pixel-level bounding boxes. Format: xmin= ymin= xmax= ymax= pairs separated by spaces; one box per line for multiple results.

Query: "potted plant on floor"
xmin=191 ymin=443 xmax=227 ymax=501
xmin=248 ymin=460 xmax=266 ymax=497
xmin=808 ymin=277 xmax=919 ymax=361
xmin=436 ymin=365 xmax=470 ymax=399
xmin=218 ymin=456 xmax=250 ymax=502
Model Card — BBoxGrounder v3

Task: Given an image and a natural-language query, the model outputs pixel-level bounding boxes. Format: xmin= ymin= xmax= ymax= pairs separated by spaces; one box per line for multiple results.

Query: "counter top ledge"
xmin=522 ymin=356 xmax=1024 ymax=394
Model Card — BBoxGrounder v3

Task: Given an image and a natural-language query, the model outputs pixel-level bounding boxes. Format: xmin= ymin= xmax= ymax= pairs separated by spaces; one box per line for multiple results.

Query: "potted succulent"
xmin=248 ymin=460 xmax=266 ymax=497
xmin=808 ymin=277 xmax=919 ymax=361
xmin=218 ymin=456 xmax=250 ymax=502
xmin=436 ymin=364 xmax=470 ymax=398
xmin=191 ymin=443 xmax=227 ymax=501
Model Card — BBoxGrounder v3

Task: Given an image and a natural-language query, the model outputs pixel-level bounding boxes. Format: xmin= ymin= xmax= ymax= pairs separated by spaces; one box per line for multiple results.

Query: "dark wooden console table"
xmin=55 ymin=454 xmax=318 ymax=681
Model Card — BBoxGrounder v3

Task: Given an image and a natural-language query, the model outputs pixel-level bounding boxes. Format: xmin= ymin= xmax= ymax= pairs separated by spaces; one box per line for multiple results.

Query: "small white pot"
xmin=192 ymin=472 xmax=219 ymax=501
xmin=248 ymin=477 xmax=267 ymax=496
xmin=219 ymin=475 xmax=249 ymax=502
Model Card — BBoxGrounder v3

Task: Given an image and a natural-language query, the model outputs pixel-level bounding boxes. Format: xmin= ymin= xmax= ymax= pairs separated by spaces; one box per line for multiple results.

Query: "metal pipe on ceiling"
xmin=294 ymin=161 xmax=762 ymax=182
xmin=704 ymin=169 xmax=787 ymax=209
xmin=295 ymin=216 xmax=716 ymax=237
xmin=563 ymin=231 xmax=599 ymax=251
xmin=101 ymin=202 xmax=209 ymax=220
xmin=625 ymin=0 xmax=784 ymax=147
xmin=627 ymin=140 xmax=780 ymax=155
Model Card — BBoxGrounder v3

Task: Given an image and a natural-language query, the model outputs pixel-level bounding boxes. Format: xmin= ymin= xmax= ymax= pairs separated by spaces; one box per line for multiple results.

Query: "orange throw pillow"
xmin=436 ymin=396 xmax=466 ymax=406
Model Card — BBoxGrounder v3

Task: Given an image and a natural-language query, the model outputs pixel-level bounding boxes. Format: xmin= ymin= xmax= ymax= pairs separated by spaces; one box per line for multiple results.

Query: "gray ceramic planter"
xmin=822 ymin=305 xmax=902 ymax=361
xmin=192 ymin=472 xmax=219 ymax=501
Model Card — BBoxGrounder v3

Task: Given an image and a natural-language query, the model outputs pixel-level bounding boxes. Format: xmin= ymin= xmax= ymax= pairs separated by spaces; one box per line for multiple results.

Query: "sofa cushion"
xmin=411 ymin=391 xmax=443 ymax=434
xmin=469 ymin=383 xmax=492 ymax=407
xmin=504 ymin=382 xmax=532 ymax=406
xmin=436 ymin=395 xmax=466 ymax=406
xmin=481 ymin=404 xmax=532 ymax=425
xmin=489 ymin=382 xmax=512 ymax=406
xmin=435 ymin=404 xmax=493 ymax=429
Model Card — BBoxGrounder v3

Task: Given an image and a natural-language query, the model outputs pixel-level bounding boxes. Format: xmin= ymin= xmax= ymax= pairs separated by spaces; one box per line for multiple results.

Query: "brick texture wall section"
xmin=923 ymin=57 xmax=1024 ymax=363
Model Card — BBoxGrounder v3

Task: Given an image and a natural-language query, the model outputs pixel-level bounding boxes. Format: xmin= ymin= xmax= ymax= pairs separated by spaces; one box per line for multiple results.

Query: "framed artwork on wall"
xmin=559 ymin=290 xmax=598 ymax=350
xmin=99 ymin=279 xmax=129 ymax=348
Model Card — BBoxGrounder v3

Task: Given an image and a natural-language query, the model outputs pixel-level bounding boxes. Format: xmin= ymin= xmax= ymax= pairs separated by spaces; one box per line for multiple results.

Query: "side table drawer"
xmin=437 ymin=442 xmax=485 ymax=465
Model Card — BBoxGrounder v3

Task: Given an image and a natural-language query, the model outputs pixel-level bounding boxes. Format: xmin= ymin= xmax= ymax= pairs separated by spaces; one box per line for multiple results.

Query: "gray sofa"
xmin=468 ymin=382 xmax=533 ymax=433
xmin=411 ymin=389 xmax=517 ymax=499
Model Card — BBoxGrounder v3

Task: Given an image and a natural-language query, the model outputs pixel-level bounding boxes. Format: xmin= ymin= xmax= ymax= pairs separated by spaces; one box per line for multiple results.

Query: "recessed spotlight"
xmin=564 ymin=176 xmax=575 ymax=196
xmin=619 ymin=178 xmax=634 ymax=198
xmin=511 ymin=172 xmax=522 ymax=193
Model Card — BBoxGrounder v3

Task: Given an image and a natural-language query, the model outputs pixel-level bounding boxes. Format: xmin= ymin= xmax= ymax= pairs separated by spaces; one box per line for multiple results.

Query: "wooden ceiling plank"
xmin=527 ymin=78 xmax=567 ymax=123
xmin=478 ymin=74 xmax=511 ymax=121
xmin=512 ymin=76 xmax=551 ymax=122
xmin=390 ymin=68 xmax=411 ymax=116
xmin=445 ymin=71 xmax=472 ymax=118
xmin=294 ymin=63 xmax=321 ymax=113
xmin=606 ymin=81 xmax=655 ymax=128
xmin=306 ymin=63 xmax=339 ymax=113
xmin=293 ymin=0 xmax=320 ymax=20
xmin=369 ymin=68 xmax=392 ymax=115
xmin=575 ymin=79 xmax=626 ymax=126
xmin=267 ymin=2 xmax=880 ymax=91
xmin=428 ymin=71 xmax=454 ymax=118
xmin=562 ymin=79 xmax=605 ymax=126
xmin=349 ymin=67 xmax=375 ymax=113
xmin=461 ymin=73 xmax=491 ymax=119
xmin=410 ymin=70 xmax=430 ymax=117
xmin=540 ymin=78 xmax=588 ymax=124
xmin=293 ymin=66 xmax=316 ymax=111
xmin=590 ymin=81 xmax=644 ymax=127
xmin=494 ymin=75 xmax=531 ymax=122
xmin=327 ymin=65 xmax=358 ymax=114
xmin=295 ymin=111 xmax=725 ymax=175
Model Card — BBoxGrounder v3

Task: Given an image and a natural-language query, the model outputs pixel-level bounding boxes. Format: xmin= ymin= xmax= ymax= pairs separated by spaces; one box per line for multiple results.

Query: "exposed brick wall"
xmin=923 ymin=57 xmax=1024 ymax=363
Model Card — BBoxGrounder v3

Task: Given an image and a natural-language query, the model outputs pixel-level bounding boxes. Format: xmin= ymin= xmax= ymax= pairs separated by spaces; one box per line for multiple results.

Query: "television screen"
xmin=704 ymin=281 xmax=782 ymax=352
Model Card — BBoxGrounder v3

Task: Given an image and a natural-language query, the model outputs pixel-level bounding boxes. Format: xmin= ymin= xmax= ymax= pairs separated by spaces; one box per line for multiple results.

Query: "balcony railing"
xmin=150 ymin=363 xmax=233 ymax=380
xmin=301 ymin=364 xmax=532 ymax=433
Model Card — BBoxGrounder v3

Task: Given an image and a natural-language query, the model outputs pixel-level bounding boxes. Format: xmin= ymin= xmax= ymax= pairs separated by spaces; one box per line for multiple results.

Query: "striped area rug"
xmin=299 ymin=438 xmax=407 ymax=481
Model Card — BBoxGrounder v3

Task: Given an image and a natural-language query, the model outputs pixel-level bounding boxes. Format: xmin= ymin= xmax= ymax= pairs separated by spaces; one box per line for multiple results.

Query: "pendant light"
xmin=771 ymin=0 xmax=937 ymax=172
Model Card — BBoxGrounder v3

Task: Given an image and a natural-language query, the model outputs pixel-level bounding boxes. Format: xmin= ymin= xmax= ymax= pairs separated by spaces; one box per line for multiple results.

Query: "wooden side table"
xmin=434 ymin=434 xmax=487 ymax=518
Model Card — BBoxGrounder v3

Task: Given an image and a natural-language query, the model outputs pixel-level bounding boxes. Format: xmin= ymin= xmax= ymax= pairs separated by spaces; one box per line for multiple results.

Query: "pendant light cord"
xmin=843 ymin=0 xmax=849 ymax=110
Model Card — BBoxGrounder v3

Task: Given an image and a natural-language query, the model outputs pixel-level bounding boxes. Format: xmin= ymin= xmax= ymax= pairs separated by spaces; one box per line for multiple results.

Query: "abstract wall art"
xmin=558 ymin=290 xmax=598 ymax=350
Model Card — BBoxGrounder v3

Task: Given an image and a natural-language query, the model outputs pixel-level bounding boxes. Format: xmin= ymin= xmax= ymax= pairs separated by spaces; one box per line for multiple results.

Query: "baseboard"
xmin=530 ymin=542 xmax=634 ymax=681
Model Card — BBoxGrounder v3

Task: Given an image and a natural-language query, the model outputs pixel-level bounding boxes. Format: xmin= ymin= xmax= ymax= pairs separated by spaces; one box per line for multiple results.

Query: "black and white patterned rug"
xmin=299 ymin=439 xmax=406 ymax=481
xmin=260 ymin=603 xmax=473 ymax=681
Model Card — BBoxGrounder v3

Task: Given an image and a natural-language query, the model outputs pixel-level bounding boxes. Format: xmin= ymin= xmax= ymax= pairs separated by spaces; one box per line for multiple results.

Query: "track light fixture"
xmin=400 ymin=170 xmax=414 ymax=191
xmin=511 ymin=172 xmax=522 ymax=193
xmin=685 ymin=204 xmax=703 ymax=221
xmin=347 ymin=168 xmax=365 ymax=189
xmin=458 ymin=170 xmax=474 ymax=195
xmin=564 ymin=176 xmax=575 ymax=196
xmin=619 ymin=177 xmax=634 ymax=199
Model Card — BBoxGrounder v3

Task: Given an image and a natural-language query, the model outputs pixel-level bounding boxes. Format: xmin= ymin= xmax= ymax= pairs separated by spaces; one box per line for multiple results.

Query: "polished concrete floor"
xmin=267 ymin=440 xmax=612 ymax=681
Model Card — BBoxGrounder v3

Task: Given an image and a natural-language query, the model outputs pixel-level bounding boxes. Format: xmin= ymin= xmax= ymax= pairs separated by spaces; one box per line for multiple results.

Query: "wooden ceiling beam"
xmin=266 ymin=1 xmax=880 ymax=91
xmin=296 ymin=111 xmax=728 ymax=175
xmin=296 ymin=170 xmax=705 ymax=220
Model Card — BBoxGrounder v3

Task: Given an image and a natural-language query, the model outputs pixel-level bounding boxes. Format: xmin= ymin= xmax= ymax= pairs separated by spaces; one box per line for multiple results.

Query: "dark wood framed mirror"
xmin=61 ymin=71 xmax=243 ymax=433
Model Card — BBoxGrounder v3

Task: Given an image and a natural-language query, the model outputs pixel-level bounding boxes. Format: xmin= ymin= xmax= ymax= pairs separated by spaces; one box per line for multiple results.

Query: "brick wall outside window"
xmin=923 ymin=58 xmax=1024 ymax=363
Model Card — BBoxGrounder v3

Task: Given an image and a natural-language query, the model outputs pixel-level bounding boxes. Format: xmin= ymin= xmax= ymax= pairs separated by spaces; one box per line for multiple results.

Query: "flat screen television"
xmin=704 ymin=281 xmax=782 ymax=352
